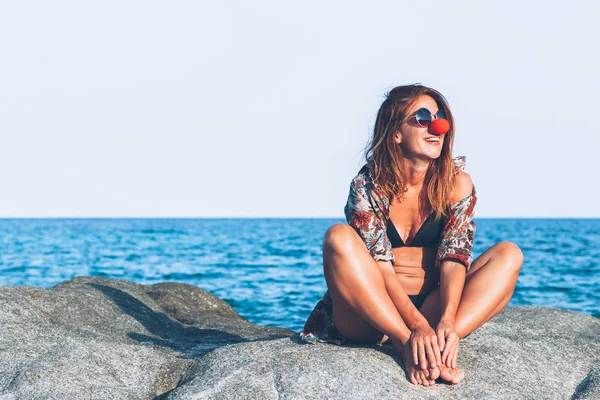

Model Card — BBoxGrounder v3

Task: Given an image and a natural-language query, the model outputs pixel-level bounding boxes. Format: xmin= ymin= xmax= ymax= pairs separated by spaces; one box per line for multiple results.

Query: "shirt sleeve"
xmin=435 ymin=186 xmax=477 ymax=271
xmin=343 ymin=174 xmax=395 ymax=264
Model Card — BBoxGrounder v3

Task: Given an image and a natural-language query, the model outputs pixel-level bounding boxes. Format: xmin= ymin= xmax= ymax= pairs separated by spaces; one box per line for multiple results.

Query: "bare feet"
xmin=396 ymin=342 xmax=439 ymax=386
xmin=393 ymin=340 xmax=464 ymax=385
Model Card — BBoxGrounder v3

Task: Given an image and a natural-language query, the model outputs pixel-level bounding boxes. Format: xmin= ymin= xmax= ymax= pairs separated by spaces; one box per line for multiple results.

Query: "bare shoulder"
xmin=451 ymin=170 xmax=474 ymax=203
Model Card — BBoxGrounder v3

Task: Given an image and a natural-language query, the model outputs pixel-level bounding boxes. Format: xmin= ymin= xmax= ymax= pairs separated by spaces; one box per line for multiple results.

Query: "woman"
xmin=299 ymin=84 xmax=524 ymax=386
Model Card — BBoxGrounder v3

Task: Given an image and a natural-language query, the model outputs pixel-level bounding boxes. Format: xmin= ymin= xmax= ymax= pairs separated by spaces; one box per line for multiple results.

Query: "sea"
xmin=0 ymin=218 xmax=598 ymax=331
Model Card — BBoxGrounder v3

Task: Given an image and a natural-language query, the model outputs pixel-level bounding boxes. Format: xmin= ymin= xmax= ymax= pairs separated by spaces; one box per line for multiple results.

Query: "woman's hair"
xmin=364 ymin=83 xmax=458 ymax=220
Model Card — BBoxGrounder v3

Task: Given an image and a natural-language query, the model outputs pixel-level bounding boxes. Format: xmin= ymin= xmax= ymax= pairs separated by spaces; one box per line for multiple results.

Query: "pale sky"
xmin=1 ymin=1 xmax=598 ymax=218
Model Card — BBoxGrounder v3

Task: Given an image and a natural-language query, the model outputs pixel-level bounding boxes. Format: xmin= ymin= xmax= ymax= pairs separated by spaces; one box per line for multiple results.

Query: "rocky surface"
xmin=161 ymin=307 xmax=600 ymax=400
xmin=0 ymin=276 xmax=292 ymax=399
xmin=0 ymin=276 xmax=598 ymax=399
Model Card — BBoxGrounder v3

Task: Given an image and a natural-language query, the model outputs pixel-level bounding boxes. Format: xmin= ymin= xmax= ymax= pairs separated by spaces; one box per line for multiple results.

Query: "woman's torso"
xmin=387 ymin=192 xmax=446 ymax=295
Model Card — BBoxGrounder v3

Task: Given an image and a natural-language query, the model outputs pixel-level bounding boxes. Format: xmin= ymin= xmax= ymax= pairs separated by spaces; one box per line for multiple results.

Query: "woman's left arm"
xmin=436 ymin=170 xmax=477 ymax=367
xmin=439 ymin=260 xmax=466 ymax=322
xmin=437 ymin=260 xmax=466 ymax=367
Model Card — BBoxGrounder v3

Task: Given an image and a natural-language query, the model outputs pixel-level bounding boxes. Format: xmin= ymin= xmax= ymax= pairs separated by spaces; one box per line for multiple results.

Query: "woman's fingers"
xmin=412 ymin=341 xmax=419 ymax=366
xmin=431 ymin=337 xmax=442 ymax=365
xmin=437 ymin=329 xmax=446 ymax=351
xmin=442 ymin=338 xmax=459 ymax=368
xmin=418 ymin=342 xmax=427 ymax=369
xmin=452 ymin=343 xmax=459 ymax=368
xmin=441 ymin=336 xmax=455 ymax=364
xmin=441 ymin=346 xmax=447 ymax=365
xmin=425 ymin=340 xmax=437 ymax=368
xmin=437 ymin=329 xmax=446 ymax=352
xmin=441 ymin=339 xmax=450 ymax=363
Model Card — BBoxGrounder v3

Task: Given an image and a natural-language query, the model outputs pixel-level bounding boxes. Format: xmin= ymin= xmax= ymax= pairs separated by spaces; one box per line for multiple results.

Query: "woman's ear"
xmin=394 ymin=131 xmax=402 ymax=144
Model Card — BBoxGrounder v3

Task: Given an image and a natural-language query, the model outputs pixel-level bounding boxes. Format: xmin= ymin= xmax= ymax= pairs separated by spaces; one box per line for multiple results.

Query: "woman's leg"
xmin=419 ymin=241 xmax=524 ymax=339
xmin=322 ymin=223 xmax=437 ymax=385
xmin=322 ymin=223 xmax=410 ymax=344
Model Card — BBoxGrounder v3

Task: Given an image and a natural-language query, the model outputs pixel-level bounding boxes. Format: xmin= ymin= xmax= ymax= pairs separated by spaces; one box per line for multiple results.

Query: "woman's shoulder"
xmin=350 ymin=163 xmax=375 ymax=188
xmin=451 ymin=156 xmax=476 ymax=203
xmin=348 ymin=163 xmax=390 ymax=208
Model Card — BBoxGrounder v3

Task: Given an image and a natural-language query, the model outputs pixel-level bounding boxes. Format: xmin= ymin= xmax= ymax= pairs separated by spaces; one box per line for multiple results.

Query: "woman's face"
xmin=394 ymin=95 xmax=446 ymax=160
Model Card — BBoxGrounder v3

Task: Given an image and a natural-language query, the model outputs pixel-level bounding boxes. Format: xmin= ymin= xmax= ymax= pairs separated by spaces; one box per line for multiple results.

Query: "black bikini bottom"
xmin=408 ymin=293 xmax=429 ymax=310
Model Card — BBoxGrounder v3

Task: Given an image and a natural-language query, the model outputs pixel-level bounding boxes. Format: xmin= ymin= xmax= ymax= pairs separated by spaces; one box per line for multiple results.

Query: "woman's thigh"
xmin=418 ymin=242 xmax=518 ymax=327
xmin=331 ymin=294 xmax=388 ymax=344
xmin=323 ymin=224 xmax=388 ymax=344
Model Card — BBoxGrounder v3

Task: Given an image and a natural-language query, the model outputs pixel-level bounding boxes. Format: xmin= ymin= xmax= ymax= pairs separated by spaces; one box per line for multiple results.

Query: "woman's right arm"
xmin=377 ymin=260 xmax=442 ymax=369
xmin=376 ymin=260 xmax=429 ymax=329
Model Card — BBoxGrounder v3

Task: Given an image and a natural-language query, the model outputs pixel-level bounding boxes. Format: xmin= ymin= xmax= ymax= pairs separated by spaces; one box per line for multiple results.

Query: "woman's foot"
xmin=396 ymin=342 xmax=439 ymax=386
xmin=437 ymin=362 xmax=465 ymax=384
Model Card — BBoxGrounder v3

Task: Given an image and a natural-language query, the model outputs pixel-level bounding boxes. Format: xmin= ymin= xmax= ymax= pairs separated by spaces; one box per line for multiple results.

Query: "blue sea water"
xmin=0 ymin=218 xmax=598 ymax=331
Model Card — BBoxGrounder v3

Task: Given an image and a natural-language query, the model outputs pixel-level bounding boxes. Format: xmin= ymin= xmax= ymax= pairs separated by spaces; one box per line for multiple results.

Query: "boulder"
xmin=0 ymin=276 xmax=292 ymax=399
xmin=163 ymin=306 xmax=600 ymax=399
xmin=0 ymin=276 xmax=598 ymax=399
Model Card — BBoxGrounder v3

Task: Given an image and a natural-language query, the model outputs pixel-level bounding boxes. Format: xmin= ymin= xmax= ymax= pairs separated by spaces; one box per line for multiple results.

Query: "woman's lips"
xmin=424 ymin=139 xmax=441 ymax=146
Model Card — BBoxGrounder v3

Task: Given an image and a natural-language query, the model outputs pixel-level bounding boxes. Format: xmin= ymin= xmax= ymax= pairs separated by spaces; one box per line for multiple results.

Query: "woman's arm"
xmin=439 ymin=261 xmax=466 ymax=323
xmin=437 ymin=260 xmax=466 ymax=367
xmin=377 ymin=260 xmax=430 ymax=329
xmin=438 ymin=170 xmax=473 ymax=318
xmin=435 ymin=170 xmax=477 ymax=272
xmin=378 ymin=260 xmax=442 ymax=368
xmin=436 ymin=170 xmax=476 ymax=367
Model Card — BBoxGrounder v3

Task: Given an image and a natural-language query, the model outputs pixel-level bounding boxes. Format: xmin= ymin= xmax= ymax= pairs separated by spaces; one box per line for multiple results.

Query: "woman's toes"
xmin=428 ymin=366 xmax=440 ymax=380
xmin=448 ymin=367 xmax=464 ymax=384
xmin=410 ymin=373 xmax=418 ymax=385
xmin=438 ymin=365 xmax=454 ymax=382
xmin=415 ymin=372 xmax=423 ymax=385
xmin=422 ymin=371 xmax=436 ymax=385
xmin=417 ymin=370 xmax=429 ymax=386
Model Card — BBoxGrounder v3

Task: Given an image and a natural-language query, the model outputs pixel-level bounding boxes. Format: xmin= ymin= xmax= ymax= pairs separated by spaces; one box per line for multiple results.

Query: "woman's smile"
xmin=424 ymin=136 xmax=441 ymax=146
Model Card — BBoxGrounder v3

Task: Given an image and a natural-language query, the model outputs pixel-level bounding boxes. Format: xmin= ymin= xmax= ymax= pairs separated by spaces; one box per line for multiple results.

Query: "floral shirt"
xmin=343 ymin=156 xmax=477 ymax=270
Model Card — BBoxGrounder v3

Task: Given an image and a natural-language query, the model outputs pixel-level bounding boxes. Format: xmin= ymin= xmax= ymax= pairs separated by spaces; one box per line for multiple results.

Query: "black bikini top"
xmin=387 ymin=212 xmax=446 ymax=248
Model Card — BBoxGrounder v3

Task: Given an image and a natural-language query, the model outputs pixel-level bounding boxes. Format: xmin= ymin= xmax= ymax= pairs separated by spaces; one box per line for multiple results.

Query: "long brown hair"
xmin=365 ymin=84 xmax=458 ymax=220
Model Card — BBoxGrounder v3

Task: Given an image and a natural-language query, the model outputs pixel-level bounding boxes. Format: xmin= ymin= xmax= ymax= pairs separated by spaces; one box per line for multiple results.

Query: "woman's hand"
xmin=436 ymin=319 xmax=460 ymax=368
xmin=410 ymin=322 xmax=442 ymax=370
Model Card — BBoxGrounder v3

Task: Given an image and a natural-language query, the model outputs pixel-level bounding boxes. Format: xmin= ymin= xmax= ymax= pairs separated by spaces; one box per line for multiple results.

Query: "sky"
xmin=1 ymin=1 xmax=598 ymax=218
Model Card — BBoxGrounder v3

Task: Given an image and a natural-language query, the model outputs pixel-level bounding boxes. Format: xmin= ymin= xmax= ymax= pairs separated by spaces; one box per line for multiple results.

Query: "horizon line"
xmin=0 ymin=216 xmax=599 ymax=220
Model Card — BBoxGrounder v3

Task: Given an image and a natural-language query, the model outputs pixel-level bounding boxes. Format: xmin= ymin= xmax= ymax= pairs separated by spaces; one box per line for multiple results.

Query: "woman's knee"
xmin=495 ymin=241 xmax=524 ymax=273
xmin=323 ymin=223 xmax=361 ymax=255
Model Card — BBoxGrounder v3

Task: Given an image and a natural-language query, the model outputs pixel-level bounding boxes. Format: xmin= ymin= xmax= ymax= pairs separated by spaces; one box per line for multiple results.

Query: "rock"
xmin=163 ymin=307 xmax=600 ymax=400
xmin=0 ymin=276 xmax=598 ymax=399
xmin=0 ymin=276 xmax=292 ymax=399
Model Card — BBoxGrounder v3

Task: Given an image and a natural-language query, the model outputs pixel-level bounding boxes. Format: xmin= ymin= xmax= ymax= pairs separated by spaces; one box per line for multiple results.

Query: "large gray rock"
xmin=0 ymin=276 xmax=292 ymax=399
xmin=0 ymin=277 xmax=598 ymax=399
xmin=162 ymin=308 xmax=600 ymax=400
